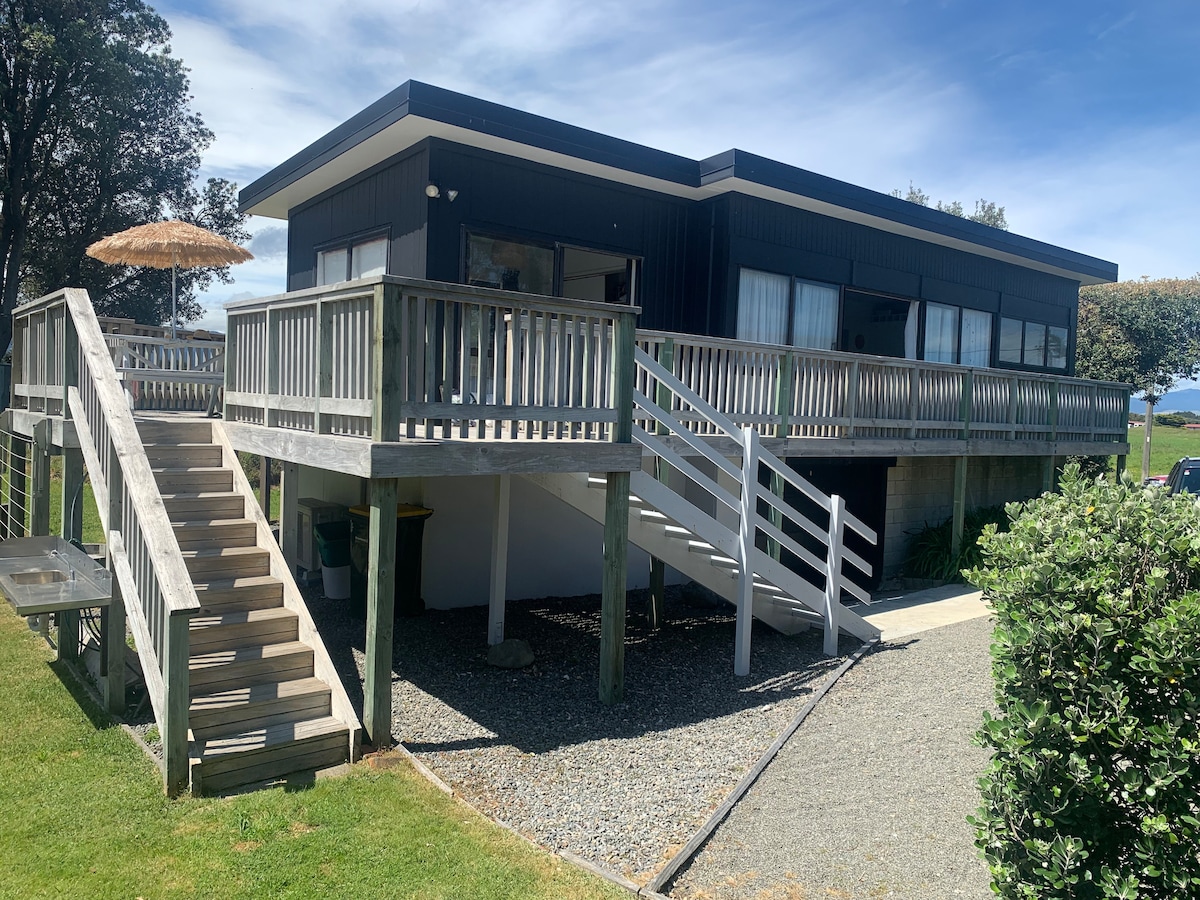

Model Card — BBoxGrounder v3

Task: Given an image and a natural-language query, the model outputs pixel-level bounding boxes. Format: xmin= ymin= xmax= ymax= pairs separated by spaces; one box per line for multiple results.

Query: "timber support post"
xmin=364 ymin=279 xmax=405 ymax=746
xmin=950 ymin=456 xmax=968 ymax=561
xmin=1042 ymin=456 xmax=1057 ymax=493
xmin=102 ymin=579 xmax=127 ymax=715
xmin=30 ymin=418 xmax=50 ymax=538
xmin=363 ymin=477 xmax=399 ymax=747
xmin=57 ymin=446 xmax=86 ymax=662
xmin=647 ymin=337 xmax=674 ymax=630
xmin=599 ymin=310 xmax=635 ymax=706
xmin=489 ymin=475 xmax=510 ymax=646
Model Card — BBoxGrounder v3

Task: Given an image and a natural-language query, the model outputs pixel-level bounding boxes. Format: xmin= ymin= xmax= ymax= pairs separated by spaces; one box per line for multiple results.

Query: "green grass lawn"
xmin=1126 ymin=425 xmax=1200 ymax=477
xmin=0 ymin=607 xmax=624 ymax=900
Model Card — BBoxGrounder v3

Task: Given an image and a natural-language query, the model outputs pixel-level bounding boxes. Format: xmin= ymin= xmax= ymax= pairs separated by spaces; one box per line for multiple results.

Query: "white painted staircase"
xmin=527 ymin=347 xmax=881 ymax=672
xmin=140 ymin=417 xmax=361 ymax=793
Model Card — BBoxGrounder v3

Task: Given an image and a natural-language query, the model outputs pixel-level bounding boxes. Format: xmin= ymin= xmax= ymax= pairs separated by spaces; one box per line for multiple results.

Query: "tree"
xmin=1076 ymin=276 xmax=1200 ymax=479
xmin=891 ymin=182 xmax=1009 ymax=230
xmin=0 ymin=0 xmax=245 ymax=354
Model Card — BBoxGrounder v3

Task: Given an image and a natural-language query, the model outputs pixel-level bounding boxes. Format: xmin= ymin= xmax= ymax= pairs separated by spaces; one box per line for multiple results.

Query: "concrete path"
xmin=670 ymin=603 xmax=996 ymax=899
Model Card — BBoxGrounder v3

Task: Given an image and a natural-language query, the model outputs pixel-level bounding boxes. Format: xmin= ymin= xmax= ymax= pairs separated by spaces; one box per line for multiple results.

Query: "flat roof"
xmin=240 ymin=81 xmax=1118 ymax=285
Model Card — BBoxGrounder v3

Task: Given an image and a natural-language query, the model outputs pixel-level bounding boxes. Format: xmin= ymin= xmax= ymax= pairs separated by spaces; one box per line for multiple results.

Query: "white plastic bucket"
xmin=322 ymin=564 xmax=351 ymax=600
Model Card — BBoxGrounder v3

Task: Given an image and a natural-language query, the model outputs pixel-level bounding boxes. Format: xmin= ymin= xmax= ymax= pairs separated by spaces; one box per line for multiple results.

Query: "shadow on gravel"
xmin=305 ymin=585 xmax=857 ymax=754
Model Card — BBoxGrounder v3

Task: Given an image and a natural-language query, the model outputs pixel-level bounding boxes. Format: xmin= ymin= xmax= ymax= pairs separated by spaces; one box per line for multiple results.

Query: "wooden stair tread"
xmin=194 ymin=715 xmax=346 ymax=760
xmin=181 ymin=546 xmax=267 ymax=560
xmin=190 ymin=606 xmax=296 ymax=630
xmin=193 ymin=574 xmax=281 ymax=592
xmin=160 ymin=490 xmax=242 ymax=500
xmin=191 ymin=676 xmax=328 ymax=709
xmin=189 ymin=640 xmax=312 ymax=671
xmin=173 ymin=517 xmax=255 ymax=528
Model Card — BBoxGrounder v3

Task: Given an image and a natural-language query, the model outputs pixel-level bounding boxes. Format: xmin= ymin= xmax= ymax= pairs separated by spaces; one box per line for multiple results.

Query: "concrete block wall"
xmin=882 ymin=455 xmax=1048 ymax=576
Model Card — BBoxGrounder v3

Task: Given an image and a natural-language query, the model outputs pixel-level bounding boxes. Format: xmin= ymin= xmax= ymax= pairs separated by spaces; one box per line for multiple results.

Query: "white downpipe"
xmin=735 ymin=426 xmax=758 ymax=676
xmin=824 ymin=494 xmax=845 ymax=656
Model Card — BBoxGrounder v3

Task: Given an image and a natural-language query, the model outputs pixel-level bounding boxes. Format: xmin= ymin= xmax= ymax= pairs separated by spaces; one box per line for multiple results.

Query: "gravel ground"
xmin=305 ymin=585 xmax=847 ymax=881
xmin=670 ymin=615 xmax=996 ymax=900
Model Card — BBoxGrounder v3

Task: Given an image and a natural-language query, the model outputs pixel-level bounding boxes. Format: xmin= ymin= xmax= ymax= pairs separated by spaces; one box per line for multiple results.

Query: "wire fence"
xmin=0 ymin=424 xmax=31 ymax=542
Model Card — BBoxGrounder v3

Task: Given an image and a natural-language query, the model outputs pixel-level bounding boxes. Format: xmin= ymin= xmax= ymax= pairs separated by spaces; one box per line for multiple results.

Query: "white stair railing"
xmin=632 ymin=347 xmax=877 ymax=668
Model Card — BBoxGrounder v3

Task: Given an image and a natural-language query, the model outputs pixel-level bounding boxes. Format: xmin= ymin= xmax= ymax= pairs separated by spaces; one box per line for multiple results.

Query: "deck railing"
xmin=223 ymin=276 xmax=1129 ymax=451
xmin=637 ymin=330 xmax=1130 ymax=445
xmin=104 ymin=331 xmax=224 ymax=414
xmin=12 ymin=289 xmax=200 ymax=796
xmin=225 ymin=276 xmax=639 ymax=442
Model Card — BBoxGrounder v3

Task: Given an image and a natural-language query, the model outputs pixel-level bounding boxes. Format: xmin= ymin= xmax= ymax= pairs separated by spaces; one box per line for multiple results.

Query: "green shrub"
xmin=901 ymin=504 xmax=1008 ymax=582
xmin=967 ymin=465 xmax=1200 ymax=898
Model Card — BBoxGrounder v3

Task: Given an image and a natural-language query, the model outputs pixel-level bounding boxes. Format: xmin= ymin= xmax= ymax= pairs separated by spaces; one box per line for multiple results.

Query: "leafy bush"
xmin=901 ymin=505 xmax=1008 ymax=581
xmin=967 ymin=465 xmax=1200 ymax=898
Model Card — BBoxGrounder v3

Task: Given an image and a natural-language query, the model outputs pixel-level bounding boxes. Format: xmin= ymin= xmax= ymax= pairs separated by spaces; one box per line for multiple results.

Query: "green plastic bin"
xmin=348 ymin=504 xmax=433 ymax=618
xmin=312 ymin=520 xmax=351 ymax=567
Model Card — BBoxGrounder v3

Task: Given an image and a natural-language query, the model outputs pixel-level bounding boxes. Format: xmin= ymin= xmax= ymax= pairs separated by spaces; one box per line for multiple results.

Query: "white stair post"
xmin=735 ymin=426 xmax=758 ymax=676
xmin=824 ymin=494 xmax=845 ymax=656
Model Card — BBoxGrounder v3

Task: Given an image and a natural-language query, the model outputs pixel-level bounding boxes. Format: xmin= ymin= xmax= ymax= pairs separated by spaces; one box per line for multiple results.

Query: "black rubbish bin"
xmin=348 ymin=504 xmax=433 ymax=619
xmin=312 ymin=520 xmax=351 ymax=567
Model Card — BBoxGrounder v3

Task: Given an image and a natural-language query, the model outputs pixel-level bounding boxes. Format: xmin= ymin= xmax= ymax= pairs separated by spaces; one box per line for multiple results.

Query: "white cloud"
xmin=158 ymin=0 xmax=1198 ymax=315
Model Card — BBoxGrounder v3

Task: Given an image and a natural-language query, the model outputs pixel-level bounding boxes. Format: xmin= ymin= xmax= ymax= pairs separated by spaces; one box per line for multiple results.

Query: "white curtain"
xmin=791 ymin=280 xmax=838 ymax=350
xmin=924 ymin=303 xmax=959 ymax=363
xmin=961 ymin=308 xmax=992 ymax=367
xmin=316 ymin=248 xmax=347 ymax=286
xmin=904 ymin=300 xmax=919 ymax=359
xmin=736 ymin=268 xmax=789 ymax=344
xmin=351 ymin=237 xmax=388 ymax=279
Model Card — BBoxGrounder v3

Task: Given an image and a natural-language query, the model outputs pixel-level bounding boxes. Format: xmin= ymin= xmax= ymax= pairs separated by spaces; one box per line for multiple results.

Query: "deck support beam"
xmin=599 ymin=310 xmax=636 ymax=706
xmin=600 ymin=471 xmax=630 ymax=705
xmin=488 ymin=475 xmax=510 ymax=646
xmin=1042 ymin=455 xmax=1057 ymax=493
xmin=363 ymin=477 xmax=399 ymax=747
xmin=259 ymin=455 xmax=272 ymax=519
xmin=950 ymin=455 xmax=968 ymax=561
xmin=280 ymin=461 xmax=299 ymax=565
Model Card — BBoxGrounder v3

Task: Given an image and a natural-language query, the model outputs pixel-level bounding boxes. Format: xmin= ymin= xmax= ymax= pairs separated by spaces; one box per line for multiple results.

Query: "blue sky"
xmin=156 ymin=0 xmax=1200 ymax=333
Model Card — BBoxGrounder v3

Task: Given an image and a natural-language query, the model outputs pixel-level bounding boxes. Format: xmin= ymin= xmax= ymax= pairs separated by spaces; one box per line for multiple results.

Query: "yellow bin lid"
xmin=349 ymin=504 xmax=432 ymax=519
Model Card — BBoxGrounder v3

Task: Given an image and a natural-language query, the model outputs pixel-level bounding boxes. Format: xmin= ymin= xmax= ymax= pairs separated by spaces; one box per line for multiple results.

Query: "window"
xmin=998 ymin=315 xmax=1068 ymax=371
xmin=736 ymin=269 xmax=838 ymax=350
xmin=317 ymin=234 xmax=388 ymax=286
xmin=961 ymin=309 xmax=992 ymax=367
xmin=923 ymin=303 xmax=992 ymax=366
xmin=466 ymin=234 xmax=554 ymax=295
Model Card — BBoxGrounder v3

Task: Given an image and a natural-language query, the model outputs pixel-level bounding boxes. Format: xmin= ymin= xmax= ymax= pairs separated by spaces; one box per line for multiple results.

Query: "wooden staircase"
xmin=140 ymin=418 xmax=361 ymax=794
xmin=526 ymin=470 xmax=879 ymax=644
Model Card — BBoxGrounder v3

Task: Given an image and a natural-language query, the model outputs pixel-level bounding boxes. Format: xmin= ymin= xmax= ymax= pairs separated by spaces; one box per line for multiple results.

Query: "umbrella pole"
xmin=171 ymin=248 xmax=177 ymax=340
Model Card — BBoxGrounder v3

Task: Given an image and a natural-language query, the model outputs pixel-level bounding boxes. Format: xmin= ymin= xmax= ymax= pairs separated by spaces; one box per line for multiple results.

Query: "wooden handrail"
xmin=16 ymin=288 xmax=199 ymax=795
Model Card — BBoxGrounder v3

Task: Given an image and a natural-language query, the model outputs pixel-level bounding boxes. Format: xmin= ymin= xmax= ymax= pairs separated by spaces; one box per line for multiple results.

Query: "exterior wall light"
xmin=425 ymin=184 xmax=440 ymax=199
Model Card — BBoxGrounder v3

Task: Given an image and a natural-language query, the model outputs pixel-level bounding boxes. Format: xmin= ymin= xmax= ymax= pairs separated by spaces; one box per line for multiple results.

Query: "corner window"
xmin=998 ymin=316 xmax=1068 ymax=371
xmin=317 ymin=234 xmax=388 ymax=286
xmin=736 ymin=269 xmax=838 ymax=350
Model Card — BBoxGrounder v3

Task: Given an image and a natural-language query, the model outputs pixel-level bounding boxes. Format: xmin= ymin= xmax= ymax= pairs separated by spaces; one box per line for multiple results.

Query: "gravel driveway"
xmin=307 ymin=587 xmax=996 ymax=894
xmin=669 ymin=615 xmax=996 ymax=899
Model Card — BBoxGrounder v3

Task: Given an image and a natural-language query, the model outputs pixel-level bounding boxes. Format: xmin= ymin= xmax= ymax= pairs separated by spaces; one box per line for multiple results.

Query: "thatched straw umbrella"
xmin=86 ymin=220 xmax=254 ymax=336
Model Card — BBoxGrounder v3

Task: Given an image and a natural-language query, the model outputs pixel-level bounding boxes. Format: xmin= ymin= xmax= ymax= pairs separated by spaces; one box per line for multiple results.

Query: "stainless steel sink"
xmin=9 ymin=569 xmax=70 ymax=585
xmin=0 ymin=536 xmax=111 ymax=615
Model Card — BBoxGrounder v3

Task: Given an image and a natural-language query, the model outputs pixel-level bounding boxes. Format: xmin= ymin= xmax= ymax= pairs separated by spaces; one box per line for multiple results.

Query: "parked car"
xmin=1143 ymin=474 xmax=1169 ymax=488
xmin=1165 ymin=458 xmax=1200 ymax=495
